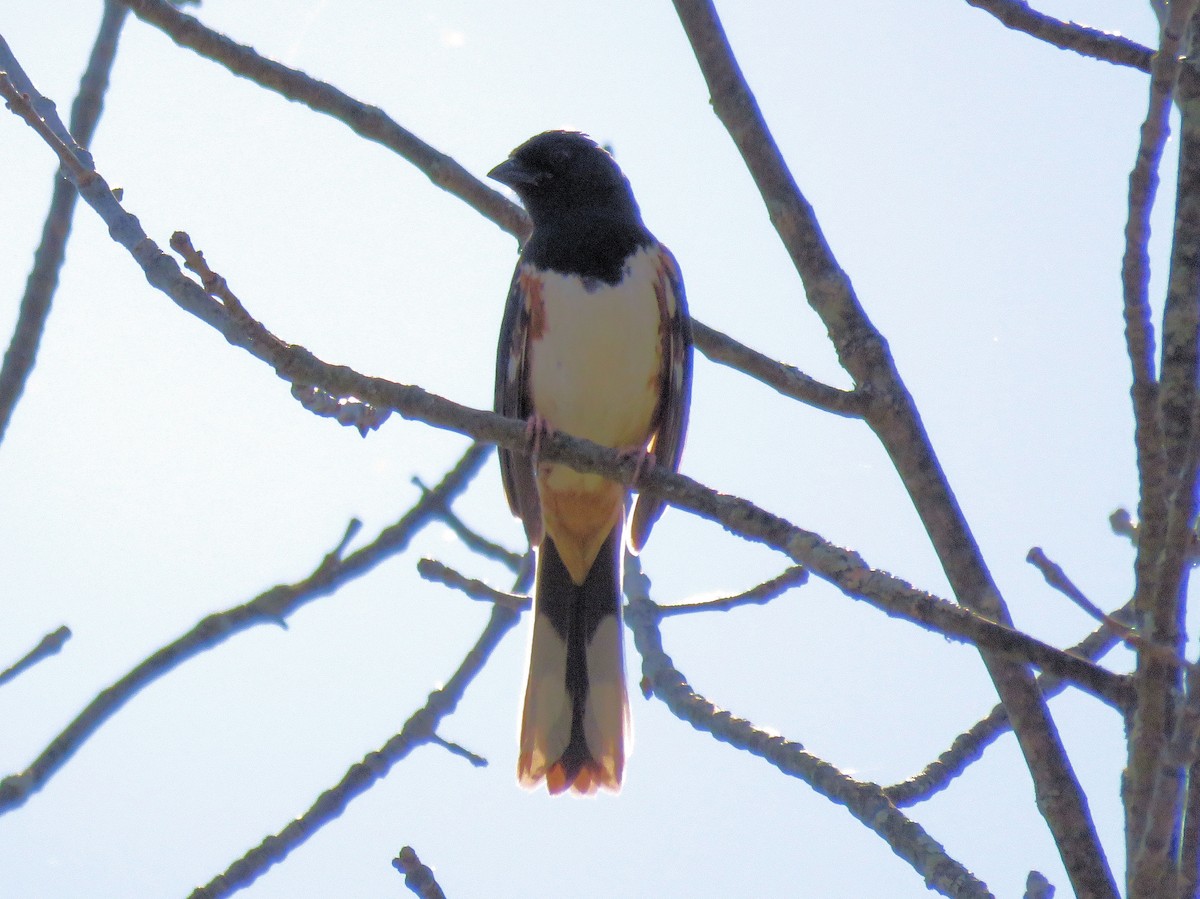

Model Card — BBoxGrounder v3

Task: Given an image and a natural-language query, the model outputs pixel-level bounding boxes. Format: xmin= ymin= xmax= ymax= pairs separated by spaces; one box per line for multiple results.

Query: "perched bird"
xmin=489 ymin=130 xmax=693 ymax=795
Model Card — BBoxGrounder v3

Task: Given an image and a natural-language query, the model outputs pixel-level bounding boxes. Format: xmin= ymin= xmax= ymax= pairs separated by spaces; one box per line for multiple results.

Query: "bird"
xmin=489 ymin=130 xmax=693 ymax=795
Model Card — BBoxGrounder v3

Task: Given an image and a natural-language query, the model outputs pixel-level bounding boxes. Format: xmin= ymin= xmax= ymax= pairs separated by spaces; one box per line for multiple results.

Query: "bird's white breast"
xmin=527 ymin=246 xmax=664 ymax=450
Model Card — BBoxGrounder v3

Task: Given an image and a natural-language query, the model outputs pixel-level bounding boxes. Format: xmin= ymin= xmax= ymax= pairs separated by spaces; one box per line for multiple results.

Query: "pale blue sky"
xmin=0 ymin=2 xmax=1166 ymax=896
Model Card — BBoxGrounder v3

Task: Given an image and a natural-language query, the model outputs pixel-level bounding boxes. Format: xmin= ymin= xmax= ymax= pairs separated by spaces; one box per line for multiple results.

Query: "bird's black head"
xmin=488 ymin=131 xmax=641 ymax=229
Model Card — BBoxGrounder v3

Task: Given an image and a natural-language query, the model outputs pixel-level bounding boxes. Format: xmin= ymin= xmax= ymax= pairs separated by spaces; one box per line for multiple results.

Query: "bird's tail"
xmin=518 ymin=523 xmax=628 ymax=794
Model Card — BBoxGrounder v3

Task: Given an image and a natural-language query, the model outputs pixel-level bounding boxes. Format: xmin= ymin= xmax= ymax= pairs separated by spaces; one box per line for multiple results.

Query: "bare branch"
xmin=0 ymin=74 xmax=95 ymax=185
xmin=962 ymin=0 xmax=1153 ymax=71
xmin=0 ymin=1 xmax=128 ymax=446
xmin=623 ymin=558 xmax=994 ymax=899
xmin=1131 ymin=54 xmax=1200 ymax=899
xmin=0 ymin=444 xmax=490 ymax=815
xmin=168 ymin=230 xmax=392 ymax=435
xmin=1026 ymin=547 xmax=1149 ymax=653
xmin=412 ymin=476 xmax=526 ymax=572
xmin=429 ymin=735 xmax=487 ymax=769
xmin=657 ymin=565 xmax=807 ymax=616
xmin=1136 ymin=662 xmax=1200 ymax=897
xmin=393 ymin=846 xmax=448 ymax=899
xmin=117 ymin=0 xmax=527 ymax=238
xmin=886 ymin=599 xmax=1136 ymax=807
xmin=191 ymin=602 xmax=520 ymax=898
xmin=416 ymin=558 xmax=530 ymax=612
xmin=670 ymin=3 xmax=1117 ymax=891
xmin=1119 ymin=4 xmax=1200 ymax=888
xmin=0 ymin=34 xmax=96 ymax=169
xmin=691 ymin=320 xmax=864 ymax=417
xmin=0 ymin=626 xmax=71 ymax=689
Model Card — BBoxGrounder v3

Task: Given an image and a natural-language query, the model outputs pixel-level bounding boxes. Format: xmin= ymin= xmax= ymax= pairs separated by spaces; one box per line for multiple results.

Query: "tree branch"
xmin=657 ymin=564 xmax=808 ymax=616
xmin=0 ymin=444 xmax=490 ymax=815
xmin=116 ymin=0 xmax=526 ymax=238
xmin=962 ymin=0 xmax=1153 ymax=71
xmin=416 ymin=558 xmax=530 ymax=612
xmin=670 ymin=2 xmax=1117 ymax=893
xmin=691 ymin=320 xmax=865 ymax=417
xmin=0 ymin=1 xmax=128 ymax=446
xmin=190 ymin=601 xmax=521 ymax=898
xmin=1120 ymin=4 xmax=1200 ymax=891
xmin=412 ymin=476 xmax=526 ymax=572
xmin=623 ymin=557 xmax=994 ymax=899
xmin=886 ymin=598 xmax=1136 ymax=807
xmin=0 ymin=626 xmax=71 ymax=689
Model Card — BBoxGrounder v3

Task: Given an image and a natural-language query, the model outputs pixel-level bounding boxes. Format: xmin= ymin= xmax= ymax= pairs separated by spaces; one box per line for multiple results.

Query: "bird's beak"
xmin=488 ymin=158 xmax=543 ymax=189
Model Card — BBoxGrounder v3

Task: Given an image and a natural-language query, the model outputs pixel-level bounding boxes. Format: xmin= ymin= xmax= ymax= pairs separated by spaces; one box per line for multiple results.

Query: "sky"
xmin=0 ymin=1 xmax=1171 ymax=897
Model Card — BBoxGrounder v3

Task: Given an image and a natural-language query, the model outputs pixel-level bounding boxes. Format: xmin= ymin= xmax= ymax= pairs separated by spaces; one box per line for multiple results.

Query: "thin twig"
xmin=0 ymin=444 xmax=490 ymax=815
xmin=413 ymin=477 xmax=526 ymax=572
xmin=691 ymin=320 xmax=864 ymax=417
xmin=0 ymin=1 xmax=128 ymax=446
xmin=658 ymin=565 xmax=808 ymax=616
xmin=886 ymin=599 xmax=1136 ymax=807
xmin=0 ymin=626 xmax=71 ymax=688
xmin=416 ymin=559 xmax=530 ymax=612
xmin=430 ymin=734 xmax=487 ymax=769
xmin=191 ymin=602 xmax=519 ymax=898
xmin=623 ymin=556 xmax=994 ymax=899
xmin=963 ymin=0 xmax=1153 ymax=71
xmin=1026 ymin=547 xmax=1149 ymax=653
xmin=169 ymin=231 xmax=391 ymax=435
xmin=0 ymin=74 xmax=95 ymax=185
xmin=192 ymin=554 xmax=534 ymax=898
xmin=0 ymin=35 xmax=96 ymax=169
xmin=393 ymin=846 xmax=448 ymax=899
xmin=118 ymin=0 xmax=527 ymax=238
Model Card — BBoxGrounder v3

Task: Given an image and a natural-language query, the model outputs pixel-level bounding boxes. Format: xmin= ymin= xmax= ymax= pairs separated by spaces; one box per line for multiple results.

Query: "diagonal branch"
xmin=885 ymin=599 xmax=1136 ymax=807
xmin=411 ymin=476 xmax=527 ymax=572
xmin=117 ymin=0 xmax=526 ymax=238
xmin=190 ymin=601 xmax=521 ymax=898
xmin=623 ymin=557 xmax=994 ymax=899
xmin=670 ymin=2 xmax=1117 ymax=894
xmin=691 ymin=320 xmax=865 ymax=417
xmin=0 ymin=1 xmax=128 ymax=446
xmin=0 ymin=444 xmax=490 ymax=815
xmin=0 ymin=626 xmax=71 ymax=689
xmin=657 ymin=564 xmax=808 ymax=616
xmin=962 ymin=0 xmax=1153 ymax=71
xmin=417 ymin=558 xmax=530 ymax=612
